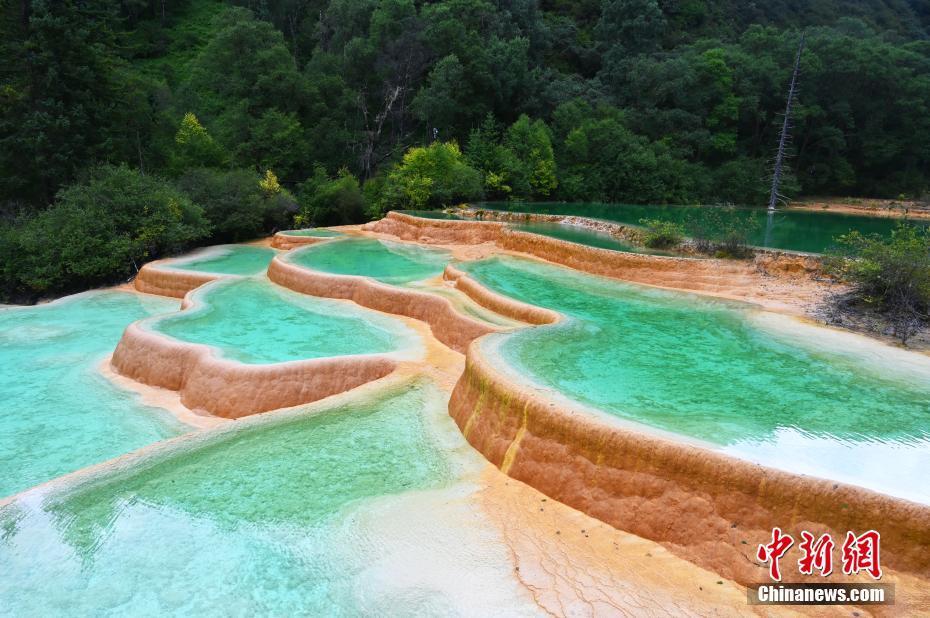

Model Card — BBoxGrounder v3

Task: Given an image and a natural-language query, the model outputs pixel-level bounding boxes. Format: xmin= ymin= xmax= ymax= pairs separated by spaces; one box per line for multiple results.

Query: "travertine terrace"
xmin=91 ymin=213 xmax=930 ymax=612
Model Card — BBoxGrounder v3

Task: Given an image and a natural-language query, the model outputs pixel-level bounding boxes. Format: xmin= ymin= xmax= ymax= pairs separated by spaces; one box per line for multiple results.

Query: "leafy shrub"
xmin=0 ymin=165 xmax=209 ymax=302
xmin=169 ymin=113 xmax=227 ymax=174
xmin=639 ymin=218 xmax=685 ymax=248
xmin=176 ymin=168 xmax=295 ymax=242
xmin=685 ymin=206 xmax=759 ymax=258
xmin=296 ymin=167 xmax=366 ymax=226
xmin=382 ymin=142 xmax=483 ymax=210
xmin=825 ymin=223 xmax=930 ymax=343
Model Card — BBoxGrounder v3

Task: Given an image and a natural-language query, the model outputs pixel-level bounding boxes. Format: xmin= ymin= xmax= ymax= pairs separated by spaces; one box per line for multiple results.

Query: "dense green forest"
xmin=1 ymin=0 xmax=929 ymax=301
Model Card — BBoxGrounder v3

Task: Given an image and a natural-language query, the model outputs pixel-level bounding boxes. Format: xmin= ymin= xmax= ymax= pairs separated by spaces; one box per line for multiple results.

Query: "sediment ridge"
xmin=133 ymin=262 xmax=220 ymax=298
xmin=447 ymin=334 xmax=930 ymax=586
xmin=271 ymin=231 xmax=335 ymax=250
xmin=267 ymin=254 xmax=502 ymax=353
xmin=367 ymin=211 xmax=819 ymax=294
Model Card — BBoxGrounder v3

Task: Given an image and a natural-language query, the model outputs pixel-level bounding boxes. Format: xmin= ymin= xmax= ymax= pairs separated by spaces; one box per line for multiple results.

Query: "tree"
xmin=0 ymin=165 xmax=208 ymax=301
xmin=0 ymin=1 xmax=131 ymax=206
xmin=506 ymin=115 xmax=558 ymax=198
xmin=381 ymin=141 xmax=483 ymax=210
xmin=181 ymin=8 xmax=310 ymax=179
xmin=169 ymin=112 xmax=226 ymax=173
xmin=827 ymin=224 xmax=930 ymax=344
xmin=296 ymin=167 xmax=367 ymax=226
xmin=177 ymin=168 xmax=295 ymax=242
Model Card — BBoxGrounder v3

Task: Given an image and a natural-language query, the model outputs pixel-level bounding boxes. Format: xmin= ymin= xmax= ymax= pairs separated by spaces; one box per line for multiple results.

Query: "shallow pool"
xmin=288 ymin=238 xmax=451 ymax=285
xmin=168 ymin=245 xmax=276 ymax=276
xmin=0 ymin=292 xmax=187 ymax=498
xmin=481 ymin=201 xmax=929 ymax=254
xmin=280 ymin=228 xmax=344 ymax=237
xmin=0 ymin=381 xmax=539 ymax=615
xmin=460 ymin=256 xmax=930 ymax=503
xmin=152 ymin=278 xmax=420 ymax=364
xmin=510 ymin=221 xmax=645 ymax=253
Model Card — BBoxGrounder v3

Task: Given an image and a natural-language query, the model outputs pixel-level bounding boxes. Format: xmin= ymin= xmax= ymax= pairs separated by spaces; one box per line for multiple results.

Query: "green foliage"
xmin=180 ymin=8 xmax=308 ymax=180
xmin=0 ymin=1 xmax=127 ymax=205
xmin=639 ymin=219 xmax=685 ymax=248
xmin=506 ymin=115 xmax=558 ymax=198
xmin=685 ymin=206 xmax=760 ymax=257
xmin=170 ymin=112 xmax=227 ymax=173
xmin=0 ymin=166 xmax=208 ymax=301
xmin=381 ymin=142 xmax=483 ymax=210
xmin=296 ymin=167 xmax=367 ymax=226
xmin=3 ymin=0 xmax=930 ymax=301
xmin=826 ymin=224 xmax=930 ymax=343
xmin=176 ymin=168 xmax=295 ymax=242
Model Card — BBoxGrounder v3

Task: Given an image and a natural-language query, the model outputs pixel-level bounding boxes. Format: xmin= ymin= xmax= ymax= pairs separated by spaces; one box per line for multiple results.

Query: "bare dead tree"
xmin=359 ymin=85 xmax=402 ymax=180
xmin=768 ymin=34 xmax=805 ymax=212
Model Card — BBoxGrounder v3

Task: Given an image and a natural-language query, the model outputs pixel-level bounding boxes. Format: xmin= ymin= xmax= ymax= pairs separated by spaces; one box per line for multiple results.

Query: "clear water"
xmin=0 ymin=381 xmax=539 ymax=616
xmin=398 ymin=208 xmax=678 ymax=255
xmin=510 ymin=221 xmax=646 ymax=253
xmin=280 ymin=228 xmax=344 ymax=237
xmin=153 ymin=278 xmax=419 ymax=364
xmin=168 ymin=245 xmax=276 ymax=276
xmin=481 ymin=201 xmax=930 ymax=254
xmin=0 ymin=292 xmax=187 ymax=499
xmin=289 ymin=238 xmax=451 ymax=285
xmin=460 ymin=256 xmax=930 ymax=503
xmin=396 ymin=209 xmax=463 ymax=220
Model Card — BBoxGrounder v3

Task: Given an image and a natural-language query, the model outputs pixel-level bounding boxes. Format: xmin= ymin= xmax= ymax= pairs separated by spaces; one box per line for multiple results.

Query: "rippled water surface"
xmin=0 ymin=382 xmax=538 ymax=616
xmin=289 ymin=238 xmax=451 ymax=285
xmin=168 ymin=245 xmax=276 ymax=276
xmin=153 ymin=278 xmax=419 ymax=364
xmin=460 ymin=256 xmax=930 ymax=502
xmin=482 ymin=201 xmax=929 ymax=253
xmin=0 ymin=292 xmax=186 ymax=498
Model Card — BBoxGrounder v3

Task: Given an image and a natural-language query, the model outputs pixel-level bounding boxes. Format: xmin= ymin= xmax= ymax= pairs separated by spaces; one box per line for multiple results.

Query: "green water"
xmin=153 ymin=278 xmax=418 ymax=364
xmin=460 ymin=256 xmax=930 ymax=503
xmin=398 ymin=208 xmax=679 ymax=255
xmin=397 ymin=209 xmax=463 ymax=220
xmin=0 ymin=292 xmax=187 ymax=499
xmin=288 ymin=238 xmax=451 ymax=285
xmin=510 ymin=221 xmax=645 ymax=253
xmin=280 ymin=228 xmax=344 ymax=237
xmin=169 ymin=245 xmax=276 ymax=275
xmin=0 ymin=382 xmax=538 ymax=615
xmin=481 ymin=201 xmax=929 ymax=254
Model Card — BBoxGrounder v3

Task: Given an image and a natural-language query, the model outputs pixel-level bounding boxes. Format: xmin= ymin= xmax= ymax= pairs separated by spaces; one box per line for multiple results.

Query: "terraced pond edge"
xmin=367 ymin=212 xmax=820 ymax=291
xmin=111 ymin=282 xmax=398 ymax=418
xmin=269 ymin=253 xmax=502 ymax=353
xmin=448 ymin=333 xmax=930 ymax=585
xmin=271 ymin=230 xmax=340 ymax=250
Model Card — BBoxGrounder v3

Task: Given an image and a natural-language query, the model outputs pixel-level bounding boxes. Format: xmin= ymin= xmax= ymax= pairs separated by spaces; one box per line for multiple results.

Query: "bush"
xmin=639 ymin=218 xmax=685 ymax=248
xmin=0 ymin=165 xmax=209 ymax=302
xmin=826 ymin=223 xmax=930 ymax=343
xmin=176 ymin=168 xmax=295 ymax=242
xmin=685 ymin=206 xmax=759 ymax=258
xmin=382 ymin=141 xmax=483 ymax=210
xmin=296 ymin=167 xmax=366 ymax=226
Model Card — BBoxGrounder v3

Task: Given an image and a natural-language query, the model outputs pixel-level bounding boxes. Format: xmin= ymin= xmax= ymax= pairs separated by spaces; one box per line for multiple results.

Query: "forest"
xmin=1 ymin=0 xmax=929 ymax=301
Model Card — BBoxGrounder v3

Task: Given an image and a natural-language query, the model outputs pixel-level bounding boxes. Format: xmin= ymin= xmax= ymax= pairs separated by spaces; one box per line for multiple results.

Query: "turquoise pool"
xmin=0 ymin=381 xmax=539 ymax=615
xmin=288 ymin=238 xmax=451 ymax=285
xmin=480 ymin=201 xmax=930 ymax=254
xmin=168 ymin=245 xmax=276 ymax=276
xmin=152 ymin=278 xmax=420 ymax=364
xmin=0 ymin=292 xmax=187 ymax=498
xmin=280 ymin=228 xmax=343 ymax=237
xmin=509 ymin=221 xmax=649 ymax=253
xmin=460 ymin=256 xmax=930 ymax=503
